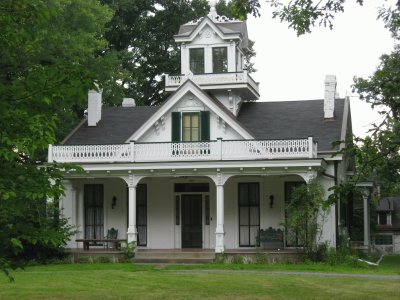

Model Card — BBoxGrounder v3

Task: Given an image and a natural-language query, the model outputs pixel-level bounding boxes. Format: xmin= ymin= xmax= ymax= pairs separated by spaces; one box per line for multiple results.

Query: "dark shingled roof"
xmin=63 ymin=106 xmax=159 ymax=145
xmin=377 ymin=197 xmax=400 ymax=212
xmin=62 ymin=98 xmax=347 ymax=152
xmin=237 ymin=99 xmax=346 ymax=152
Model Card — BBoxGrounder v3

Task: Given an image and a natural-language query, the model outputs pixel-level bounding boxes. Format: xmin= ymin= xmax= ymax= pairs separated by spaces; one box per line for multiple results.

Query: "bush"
xmin=95 ymin=256 xmax=112 ymax=263
xmin=121 ymin=241 xmax=136 ymax=259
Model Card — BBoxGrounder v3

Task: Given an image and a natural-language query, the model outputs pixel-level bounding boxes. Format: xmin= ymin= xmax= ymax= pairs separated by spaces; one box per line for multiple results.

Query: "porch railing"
xmin=165 ymin=71 xmax=259 ymax=95
xmin=48 ymin=138 xmax=317 ymax=163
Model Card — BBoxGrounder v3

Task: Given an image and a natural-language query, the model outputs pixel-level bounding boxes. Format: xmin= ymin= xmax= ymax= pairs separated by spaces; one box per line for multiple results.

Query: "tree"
xmin=0 ymin=0 xmax=118 ymax=279
xmin=227 ymin=1 xmax=400 ymax=36
xmin=100 ymin=0 xmax=210 ymax=106
xmin=100 ymin=0 xmax=257 ymax=106
xmin=227 ymin=0 xmax=400 ymax=194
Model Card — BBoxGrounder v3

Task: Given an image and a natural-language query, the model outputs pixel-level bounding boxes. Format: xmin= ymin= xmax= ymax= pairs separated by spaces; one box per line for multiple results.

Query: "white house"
xmin=48 ymin=2 xmax=353 ymax=254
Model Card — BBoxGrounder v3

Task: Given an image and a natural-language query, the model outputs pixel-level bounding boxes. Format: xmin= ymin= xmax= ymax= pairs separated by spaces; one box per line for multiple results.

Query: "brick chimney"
xmin=122 ymin=98 xmax=136 ymax=107
xmin=324 ymin=75 xmax=336 ymax=119
xmin=87 ymin=89 xmax=102 ymax=126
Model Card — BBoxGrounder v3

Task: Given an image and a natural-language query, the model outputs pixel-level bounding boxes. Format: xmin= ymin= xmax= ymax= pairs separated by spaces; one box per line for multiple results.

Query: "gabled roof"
xmin=237 ymin=99 xmax=347 ymax=152
xmin=174 ymin=15 xmax=248 ymax=47
xmin=62 ymin=106 xmax=159 ymax=145
xmin=129 ymin=79 xmax=255 ymax=141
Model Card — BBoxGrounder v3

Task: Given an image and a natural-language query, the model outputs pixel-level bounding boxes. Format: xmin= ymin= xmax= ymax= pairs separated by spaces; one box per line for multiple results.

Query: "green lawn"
xmin=1 ymin=257 xmax=399 ymax=299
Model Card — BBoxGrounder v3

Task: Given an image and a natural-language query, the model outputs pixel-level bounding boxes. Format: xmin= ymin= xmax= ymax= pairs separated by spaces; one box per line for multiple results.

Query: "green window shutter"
xmin=200 ymin=111 xmax=210 ymax=141
xmin=171 ymin=112 xmax=181 ymax=142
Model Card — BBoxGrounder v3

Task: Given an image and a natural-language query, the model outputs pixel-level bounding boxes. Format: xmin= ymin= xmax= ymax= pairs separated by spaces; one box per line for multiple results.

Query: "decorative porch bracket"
xmin=294 ymin=169 xmax=317 ymax=183
xmin=209 ymin=172 xmax=233 ymax=253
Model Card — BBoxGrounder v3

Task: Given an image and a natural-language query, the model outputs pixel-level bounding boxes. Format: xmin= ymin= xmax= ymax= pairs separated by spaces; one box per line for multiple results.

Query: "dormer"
xmin=165 ymin=1 xmax=259 ymax=115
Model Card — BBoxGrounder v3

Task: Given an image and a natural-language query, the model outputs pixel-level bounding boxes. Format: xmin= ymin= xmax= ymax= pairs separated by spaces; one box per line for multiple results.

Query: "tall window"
xmin=182 ymin=113 xmax=199 ymax=142
xmin=136 ymin=184 xmax=147 ymax=246
xmin=213 ymin=47 xmax=227 ymax=73
xmin=190 ymin=48 xmax=204 ymax=74
xmin=239 ymin=183 xmax=260 ymax=247
xmin=84 ymin=184 xmax=104 ymax=239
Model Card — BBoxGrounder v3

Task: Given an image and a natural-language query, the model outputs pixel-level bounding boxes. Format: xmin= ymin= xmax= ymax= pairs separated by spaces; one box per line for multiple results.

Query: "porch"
xmin=61 ymin=166 xmax=335 ymax=254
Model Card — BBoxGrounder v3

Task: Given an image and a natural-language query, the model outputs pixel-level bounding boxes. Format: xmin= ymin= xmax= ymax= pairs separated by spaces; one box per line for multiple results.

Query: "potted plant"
xmin=257 ymin=227 xmax=284 ymax=250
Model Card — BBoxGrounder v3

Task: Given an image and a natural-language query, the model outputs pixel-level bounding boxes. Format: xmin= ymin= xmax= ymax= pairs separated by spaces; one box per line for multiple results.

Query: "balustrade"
xmin=165 ymin=71 xmax=258 ymax=92
xmin=49 ymin=138 xmax=317 ymax=163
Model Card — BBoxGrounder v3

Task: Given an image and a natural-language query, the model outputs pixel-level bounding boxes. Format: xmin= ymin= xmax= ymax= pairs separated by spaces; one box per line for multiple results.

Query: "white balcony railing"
xmin=48 ymin=138 xmax=317 ymax=163
xmin=165 ymin=71 xmax=259 ymax=95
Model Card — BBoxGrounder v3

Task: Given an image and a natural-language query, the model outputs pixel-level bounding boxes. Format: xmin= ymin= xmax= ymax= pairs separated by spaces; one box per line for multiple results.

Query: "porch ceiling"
xmin=62 ymin=158 xmax=325 ymax=180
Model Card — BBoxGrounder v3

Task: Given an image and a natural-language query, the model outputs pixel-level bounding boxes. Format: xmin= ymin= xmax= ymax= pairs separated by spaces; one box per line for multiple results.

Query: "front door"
xmin=181 ymin=195 xmax=202 ymax=248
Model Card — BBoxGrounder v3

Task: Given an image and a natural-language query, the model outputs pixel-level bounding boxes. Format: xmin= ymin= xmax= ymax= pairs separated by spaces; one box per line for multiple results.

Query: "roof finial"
xmin=208 ymin=0 xmax=217 ymax=20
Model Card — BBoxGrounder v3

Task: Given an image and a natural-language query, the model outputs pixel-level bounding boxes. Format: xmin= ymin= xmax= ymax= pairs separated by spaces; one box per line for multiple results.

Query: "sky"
xmin=246 ymin=1 xmax=396 ymax=137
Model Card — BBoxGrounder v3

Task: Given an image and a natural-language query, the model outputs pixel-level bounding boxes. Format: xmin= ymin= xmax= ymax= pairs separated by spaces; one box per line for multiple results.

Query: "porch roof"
xmin=377 ymin=197 xmax=400 ymax=212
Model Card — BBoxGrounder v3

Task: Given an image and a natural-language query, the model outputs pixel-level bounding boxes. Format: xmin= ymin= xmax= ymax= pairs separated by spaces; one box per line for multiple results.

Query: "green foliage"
xmin=101 ymin=0 xmax=209 ymax=106
xmin=214 ymin=0 xmax=261 ymax=20
xmin=122 ymin=241 xmax=136 ymax=259
xmin=101 ymin=0 xmax=256 ymax=106
xmin=2 ymin=263 xmax=400 ymax=299
xmin=330 ymin=46 xmax=400 ymax=200
xmin=254 ymin=249 xmax=268 ymax=264
xmin=354 ymin=49 xmax=400 ymax=120
xmin=0 ymin=0 xmax=117 ymax=279
xmin=284 ymin=177 xmax=327 ymax=258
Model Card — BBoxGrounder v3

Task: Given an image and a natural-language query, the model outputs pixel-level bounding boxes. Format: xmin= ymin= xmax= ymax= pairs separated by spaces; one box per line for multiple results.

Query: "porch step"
xmin=134 ymin=250 xmax=215 ymax=263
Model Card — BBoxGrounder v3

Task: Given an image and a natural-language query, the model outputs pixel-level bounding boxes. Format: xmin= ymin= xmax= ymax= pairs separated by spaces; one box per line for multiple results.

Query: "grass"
xmin=0 ymin=256 xmax=399 ymax=299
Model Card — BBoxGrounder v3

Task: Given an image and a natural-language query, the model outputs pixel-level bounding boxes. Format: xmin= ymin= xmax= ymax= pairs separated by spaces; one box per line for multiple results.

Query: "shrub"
xmin=121 ymin=241 xmax=136 ymax=259
xmin=95 ymin=256 xmax=111 ymax=263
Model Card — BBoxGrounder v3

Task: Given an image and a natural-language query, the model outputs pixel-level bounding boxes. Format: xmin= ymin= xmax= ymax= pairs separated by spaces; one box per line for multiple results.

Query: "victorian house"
xmin=48 ymin=2 xmax=353 ymax=256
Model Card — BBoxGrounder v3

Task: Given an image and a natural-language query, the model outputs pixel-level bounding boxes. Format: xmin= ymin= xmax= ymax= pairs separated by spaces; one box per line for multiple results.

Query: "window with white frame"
xmin=212 ymin=47 xmax=228 ymax=73
xmin=189 ymin=48 xmax=204 ymax=74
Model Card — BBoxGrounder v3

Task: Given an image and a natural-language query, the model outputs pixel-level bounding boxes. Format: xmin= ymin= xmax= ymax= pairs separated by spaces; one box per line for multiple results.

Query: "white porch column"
xmin=363 ymin=192 xmax=370 ymax=248
xmin=210 ymin=172 xmax=231 ymax=253
xmin=127 ymin=184 xmax=137 ymax=244
xmin=122 ymin=175 xmax=143 ymax=244
xmin=215 ymin=183 xmax=225 ymax=253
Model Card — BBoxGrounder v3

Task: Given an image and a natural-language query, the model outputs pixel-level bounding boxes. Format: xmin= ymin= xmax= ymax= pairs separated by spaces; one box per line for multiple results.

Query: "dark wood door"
xmin=181 ymin=195 xmax=202 ymax=248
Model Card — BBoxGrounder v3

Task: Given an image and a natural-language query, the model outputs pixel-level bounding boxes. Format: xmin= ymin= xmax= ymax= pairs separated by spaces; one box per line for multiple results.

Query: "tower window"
xmin=190 ymin=48 xmax=204 ymax=74
xmin=213 ymin=47 xmax=228 ymax=73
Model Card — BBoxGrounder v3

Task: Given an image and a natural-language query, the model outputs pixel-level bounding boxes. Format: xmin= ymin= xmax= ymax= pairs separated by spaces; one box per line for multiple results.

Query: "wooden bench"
xmin=75 ymin=239 xmax=127 ymax=251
